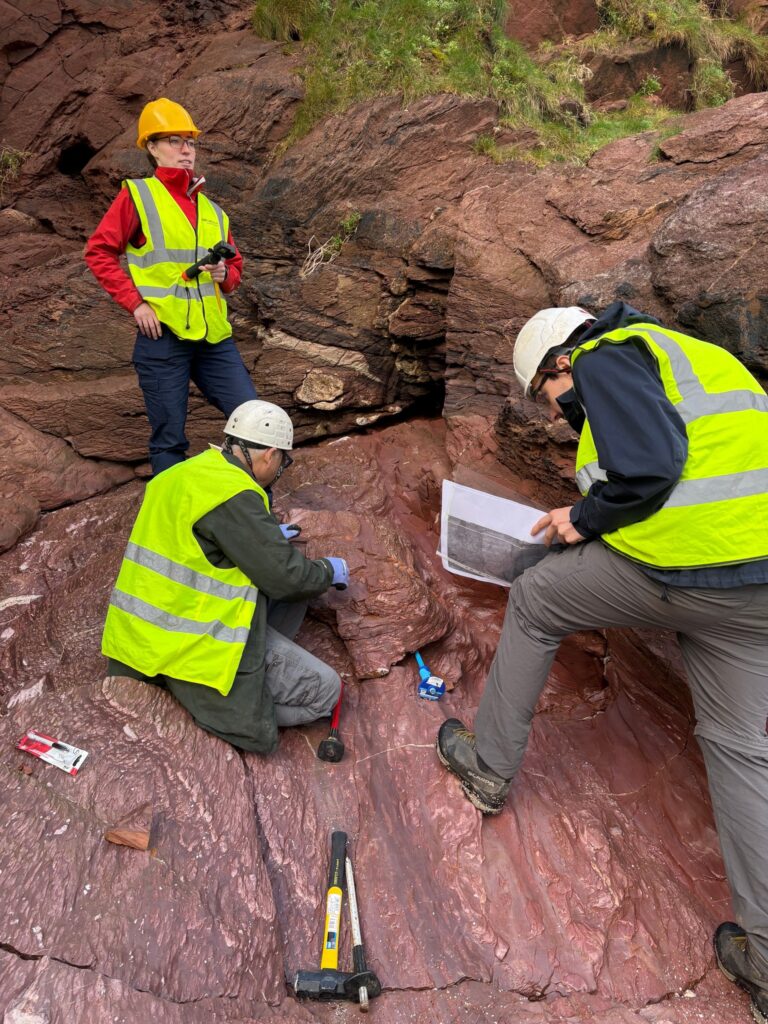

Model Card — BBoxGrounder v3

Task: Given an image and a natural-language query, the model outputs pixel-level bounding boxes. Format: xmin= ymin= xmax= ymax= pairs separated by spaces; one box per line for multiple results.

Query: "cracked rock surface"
xmin=0 ymin=420 xmax=750 ymax=1022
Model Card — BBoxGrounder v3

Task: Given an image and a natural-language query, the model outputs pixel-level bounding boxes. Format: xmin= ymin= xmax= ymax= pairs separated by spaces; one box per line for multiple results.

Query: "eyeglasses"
xmin=274 ymin=451 xmax=294 ymax=481
xmin=530 ymin=367 xmax=563 ymax=403
xmin=155 ymin=135 xmax=197 ymax=150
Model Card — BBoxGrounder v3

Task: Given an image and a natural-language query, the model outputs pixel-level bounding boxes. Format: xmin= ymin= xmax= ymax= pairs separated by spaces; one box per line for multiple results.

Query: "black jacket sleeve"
xmin=569 ymin=340 xmax=689 ymax=539
xmin=193 ymin=488 xmax=334 ymax=601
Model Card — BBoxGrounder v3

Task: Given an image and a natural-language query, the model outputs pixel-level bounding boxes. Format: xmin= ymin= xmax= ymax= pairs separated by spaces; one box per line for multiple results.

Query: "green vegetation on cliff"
xmin=251 ymin=0 xmax=765 ymax=163
xmin=588 ymin=0 xmax=768 ymax=107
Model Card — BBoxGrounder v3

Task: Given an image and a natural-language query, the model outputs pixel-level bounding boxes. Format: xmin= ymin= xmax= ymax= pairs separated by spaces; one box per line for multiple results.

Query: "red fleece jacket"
xmin=84 ymin=166 xmax=243 ymax=314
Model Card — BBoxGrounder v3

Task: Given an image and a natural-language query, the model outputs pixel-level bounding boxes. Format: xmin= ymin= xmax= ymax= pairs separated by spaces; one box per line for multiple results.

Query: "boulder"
xmin=650 ymin=150 xmax=768 ymax=366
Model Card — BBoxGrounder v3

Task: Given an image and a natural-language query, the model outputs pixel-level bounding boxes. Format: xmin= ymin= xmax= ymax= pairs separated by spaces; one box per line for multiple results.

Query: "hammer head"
xmin=343 ymin=969 xmax=382 ymax=1001
xmin=317 ymin=735 xmax=345 ymax=763
xmin=294 ymin=968 xmax=353 ymax=1000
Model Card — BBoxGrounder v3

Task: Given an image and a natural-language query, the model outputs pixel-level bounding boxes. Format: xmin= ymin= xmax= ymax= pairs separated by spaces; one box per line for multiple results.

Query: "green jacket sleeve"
xmin=194 ymin=488 xmax=334 ymax=602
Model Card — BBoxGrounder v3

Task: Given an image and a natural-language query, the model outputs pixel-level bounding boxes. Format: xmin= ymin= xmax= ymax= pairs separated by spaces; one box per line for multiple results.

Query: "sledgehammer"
xmin=295 ymin=830 xmax=352 ymax=1000
xmin=317 ymin=681 xmax=344 ymax=763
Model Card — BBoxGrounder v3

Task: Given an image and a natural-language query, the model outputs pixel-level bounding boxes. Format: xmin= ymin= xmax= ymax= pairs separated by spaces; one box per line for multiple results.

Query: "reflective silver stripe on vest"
xmin=208 ymin=198 xmax=226 ymax=240
xmin=641 ymin=328 xmax=768 ymax=422
xmin=110 ymin=588 xmax=251 ymax=644
xmin=129 ymin=178 xmax=167 ymax=248
xmin=127 ymin=248 xmax=196 ymax=269
xmin=577 ymin=328 xmax=768 ymax=497
xmin=662 ymin=467 xmax=768 ymax=509
xmin=137 ymin=282 xmax=219 ymax=300
xmin=125 ymin=541 xmax=257 ymax=603
xmin=576 ymin=464 xmax=607 ymax=492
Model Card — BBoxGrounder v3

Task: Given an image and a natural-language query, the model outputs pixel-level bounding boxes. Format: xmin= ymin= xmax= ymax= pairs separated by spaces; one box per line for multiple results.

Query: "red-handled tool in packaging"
xmin=17 ymin=730 xmax=88 ymax=776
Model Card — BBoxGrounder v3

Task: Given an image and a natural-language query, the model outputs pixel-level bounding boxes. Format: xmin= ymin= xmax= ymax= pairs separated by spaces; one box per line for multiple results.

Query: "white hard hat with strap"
xmin=224 ymin=400 xmax=293 ymax=450
xmin=513 ymin=307 xmax=595 ymax=397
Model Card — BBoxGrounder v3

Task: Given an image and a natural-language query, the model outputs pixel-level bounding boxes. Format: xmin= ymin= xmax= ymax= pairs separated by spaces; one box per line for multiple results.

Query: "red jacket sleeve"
xmin=84 ymin=186 xmax=243 ymax=306
xmin=221 ymin=228 xmax=242 ymax=294
xmin=84 ymin=189 xmax=145 ymax=314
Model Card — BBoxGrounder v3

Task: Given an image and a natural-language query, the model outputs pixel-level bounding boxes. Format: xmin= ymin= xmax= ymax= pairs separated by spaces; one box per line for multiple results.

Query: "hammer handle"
xmin=319 ymin=831 xmax=347 ymax=970
xmin=330 ymin=680 xmax=344 ymax=730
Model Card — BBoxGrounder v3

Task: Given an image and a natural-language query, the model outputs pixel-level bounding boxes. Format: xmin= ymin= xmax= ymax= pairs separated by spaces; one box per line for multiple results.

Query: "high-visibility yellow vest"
xmin=124 ymin=176 xmax=232 ymax=343
xmin=102 ymin=449 xmax=268 ymax=694
xmin=572 ymin=324 xmax=768 ymax=569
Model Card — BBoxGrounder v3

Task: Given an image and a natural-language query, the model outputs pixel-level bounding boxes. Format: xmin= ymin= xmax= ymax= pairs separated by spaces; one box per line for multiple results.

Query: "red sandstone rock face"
xmin=0 ymin=420 xmax=751 ymax=1022
xmin=504 ymin=0 xmax=599 ymax=48
xmin=2 ymin=4 xmax=768 ymax=1021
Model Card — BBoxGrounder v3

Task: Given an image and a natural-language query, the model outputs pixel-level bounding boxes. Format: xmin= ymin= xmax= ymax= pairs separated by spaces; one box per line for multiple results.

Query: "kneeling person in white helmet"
xmin=436 ymin=301 xmax=768 ymax=1024
xmin=101 ymin=400 xmax=349 ymax=753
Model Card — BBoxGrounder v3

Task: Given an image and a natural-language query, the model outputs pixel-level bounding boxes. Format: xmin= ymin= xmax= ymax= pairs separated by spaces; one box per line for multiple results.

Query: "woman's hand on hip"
xmin=133 ymin=302 xmax=162 ymax=339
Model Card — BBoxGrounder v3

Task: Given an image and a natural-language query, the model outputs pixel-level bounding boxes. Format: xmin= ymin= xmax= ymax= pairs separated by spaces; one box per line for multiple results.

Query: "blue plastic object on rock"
xmin=415 ymin=651 xmax=445 ymax=701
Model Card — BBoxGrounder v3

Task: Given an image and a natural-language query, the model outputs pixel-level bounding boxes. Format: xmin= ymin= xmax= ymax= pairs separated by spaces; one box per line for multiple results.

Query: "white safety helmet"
xmin=513 ymin=307 xmax=595 ymax=397
xmin=224 ymin=400 xmax=293 ymax=450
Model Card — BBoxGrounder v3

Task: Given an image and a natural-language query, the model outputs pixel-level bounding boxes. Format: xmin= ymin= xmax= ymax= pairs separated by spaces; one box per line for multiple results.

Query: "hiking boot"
xmin=436 ymin=718 xmax=511 ymax=815
xmin=714 ymin=922 xmax=768 ymax=1024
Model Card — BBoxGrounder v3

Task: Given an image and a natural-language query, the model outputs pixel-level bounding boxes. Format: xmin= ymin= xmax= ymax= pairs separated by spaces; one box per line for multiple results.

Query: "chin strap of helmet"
xmin=223 ymin=436 xmax=255 ymax=476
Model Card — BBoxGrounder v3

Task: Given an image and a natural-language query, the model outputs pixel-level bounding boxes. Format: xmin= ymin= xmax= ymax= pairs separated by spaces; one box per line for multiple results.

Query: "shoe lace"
xmin=734 ymin=934 xmax=749 ymax=951
xmin=455 ymin=727 xmax=477 ymax=749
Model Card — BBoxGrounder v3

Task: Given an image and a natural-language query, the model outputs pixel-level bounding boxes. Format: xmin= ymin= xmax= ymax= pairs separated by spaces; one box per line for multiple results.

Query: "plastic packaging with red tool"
xmin=17 ymin=730 xmax=89 ymax=776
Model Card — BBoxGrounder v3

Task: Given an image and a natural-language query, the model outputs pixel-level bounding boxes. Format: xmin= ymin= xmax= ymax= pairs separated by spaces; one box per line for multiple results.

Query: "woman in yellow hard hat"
xmin=85 ymin=98 xmax=259 ymax=475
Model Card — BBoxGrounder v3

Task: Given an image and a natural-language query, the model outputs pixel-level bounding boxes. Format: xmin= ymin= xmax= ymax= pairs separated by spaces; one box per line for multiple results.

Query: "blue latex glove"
xmin=280 ymin=523 xmax=302 ymax=540
xmin=326 ymin=557 xmax=349 ymax=590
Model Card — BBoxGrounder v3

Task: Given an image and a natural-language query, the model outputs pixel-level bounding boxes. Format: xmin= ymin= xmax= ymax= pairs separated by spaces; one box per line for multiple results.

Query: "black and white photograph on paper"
xmin=439 ymin=481 xmax=549 ymax=587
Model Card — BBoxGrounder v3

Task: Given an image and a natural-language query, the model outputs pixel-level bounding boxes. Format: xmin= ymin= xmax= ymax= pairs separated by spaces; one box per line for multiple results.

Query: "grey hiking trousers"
xmin=474 ymin=541 xmax=768 ymax=965
xmin=166 ymin=600 xmax=341 ymax=742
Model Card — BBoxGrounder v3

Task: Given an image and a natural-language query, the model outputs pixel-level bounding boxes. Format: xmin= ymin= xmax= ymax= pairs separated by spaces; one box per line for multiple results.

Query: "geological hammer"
xmin=317 ymin=681 xmax=344 ymax=763
xmin=344 ymin=855 xmax=381 ymax=1011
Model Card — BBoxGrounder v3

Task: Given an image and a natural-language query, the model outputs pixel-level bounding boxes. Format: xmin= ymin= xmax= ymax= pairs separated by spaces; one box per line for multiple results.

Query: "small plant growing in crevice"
xmin=638 ymin=73 xmax=663 ymax=95
xmin=0 ymin=146 xmax=30 ymax=203
xmin=300 ymin=210 xmax=362 ymax=277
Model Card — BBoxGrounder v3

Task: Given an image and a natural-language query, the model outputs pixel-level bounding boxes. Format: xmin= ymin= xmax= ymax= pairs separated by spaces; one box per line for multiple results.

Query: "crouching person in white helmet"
xmin=436 ymin=300 xmax=768 ymax=1023
xmin=101 ymin=400 xmax=349 ymax=753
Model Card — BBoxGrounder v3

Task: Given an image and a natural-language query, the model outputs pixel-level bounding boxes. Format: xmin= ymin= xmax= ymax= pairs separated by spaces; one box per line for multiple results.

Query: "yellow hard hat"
xmin=136 ymin=98 xmax=200 ymax=149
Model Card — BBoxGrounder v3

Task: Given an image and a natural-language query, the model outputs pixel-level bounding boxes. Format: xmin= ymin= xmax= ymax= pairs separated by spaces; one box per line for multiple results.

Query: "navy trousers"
xmin=133 ymin=328 xmax=257 ymax=475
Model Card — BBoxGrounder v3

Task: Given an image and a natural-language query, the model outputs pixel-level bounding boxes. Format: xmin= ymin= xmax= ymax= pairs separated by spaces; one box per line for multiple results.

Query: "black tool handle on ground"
xmin=183 ymin=240 xmax=237 ymax=280
xmin=328 ymin=830 xmax=347 ymax=892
